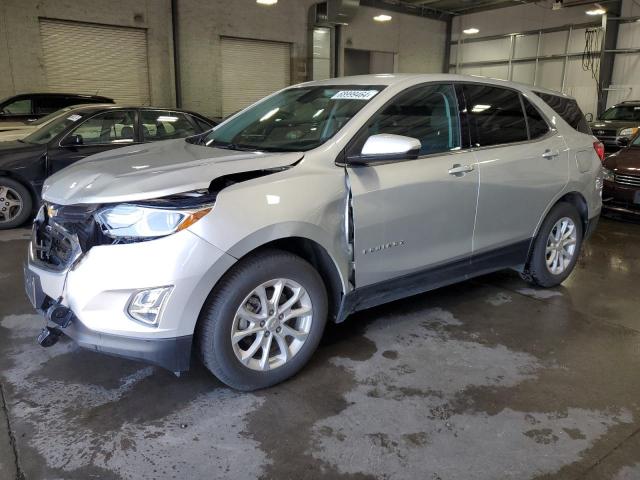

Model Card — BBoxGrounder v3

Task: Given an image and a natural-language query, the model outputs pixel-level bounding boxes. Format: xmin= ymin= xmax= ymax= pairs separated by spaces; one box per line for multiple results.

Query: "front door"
xmin=347 ymin=83 xmax=479 ymax=287
xmin=47 ymin=110 xmax=138 ymax=174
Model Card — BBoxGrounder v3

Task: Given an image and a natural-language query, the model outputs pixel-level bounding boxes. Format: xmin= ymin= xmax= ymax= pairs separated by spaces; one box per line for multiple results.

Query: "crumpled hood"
xmin=43 ymin=139 xmax=303 ymax=205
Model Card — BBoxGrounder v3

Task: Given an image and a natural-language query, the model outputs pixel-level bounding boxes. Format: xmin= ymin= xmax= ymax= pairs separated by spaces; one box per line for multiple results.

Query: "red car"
xmin=602 ymin=134 xmax=640 ymax=216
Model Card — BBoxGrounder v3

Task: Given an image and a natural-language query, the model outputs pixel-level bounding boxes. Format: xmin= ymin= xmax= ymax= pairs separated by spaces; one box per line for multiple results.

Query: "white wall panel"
xmin=512 ymin=62 xmax=536 ymax=85
xmin=535 ymin=59 xmax=563 ymax=92
xmin=564 ymin=58 xmax=598 ymax=117
xmin=539 ymin=31 xmax=568 ymax=56
xmin=514 ymin=35 xmax=538 ymax=59
xmin=458 ymin=38 xmax=511 ymax=63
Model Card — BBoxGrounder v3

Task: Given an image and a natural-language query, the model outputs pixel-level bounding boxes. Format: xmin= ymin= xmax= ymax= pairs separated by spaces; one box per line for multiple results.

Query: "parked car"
xmin=0 ymin=104 xmax=216 ymax=228
xmin=602 ymin=133 xmax=640 ymax=217
xmin=24 ymin=74 xmax=602 ymax=390
xmin=589 ymin=100 xmax=640 ymax=151
xmin=0 ymin=105 xmax=108 ymax=143
xmin=0 ymin=93 xmax=114 ymax=131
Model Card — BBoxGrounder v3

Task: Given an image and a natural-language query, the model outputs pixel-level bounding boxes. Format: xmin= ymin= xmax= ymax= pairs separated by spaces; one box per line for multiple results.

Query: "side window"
xmin=35 ymin=97 xmax=73 ymax=115
xmin=71 ymin=110 xmax=136 ymax=145
xmin=523 ymin=98 xmax=550 ymax=140
xmin=359 ymin=83 xmax=461 ymax=156
xmin=2 ymin=98 xmax=32 ymax=115
xmin=141 ymin=110 xmax=198 ymax=141
xmin=535 ymin=92 xmax=591 ymax=134
xmin=464 ymin=84 xmax=528 ymax=147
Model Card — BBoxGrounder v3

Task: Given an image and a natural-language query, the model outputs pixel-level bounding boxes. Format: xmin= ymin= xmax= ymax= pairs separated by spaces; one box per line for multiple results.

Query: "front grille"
xmin=594 ymin=129 xmax=618 ymax=137
xmin=615 ymin=173 xmax=640 ymax=188
xmin=30 ymin=203 xmax=102 ymax=271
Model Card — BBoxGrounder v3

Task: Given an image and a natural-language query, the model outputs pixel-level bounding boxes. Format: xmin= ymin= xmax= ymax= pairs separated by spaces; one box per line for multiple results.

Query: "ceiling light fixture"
xmin=256 ymin=0 xmax=277 ymax=5
xmin=373 ymin=14 xmax=392 ymax=22
xmin=586 ymin=8 xmax=606 ymax=15
xmin=463 ymin=27 xmax=480 ymax=34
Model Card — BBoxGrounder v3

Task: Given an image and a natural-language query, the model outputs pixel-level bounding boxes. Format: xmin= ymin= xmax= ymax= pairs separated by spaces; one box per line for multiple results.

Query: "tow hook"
xmin=45 ymin=303 xmax=74 ymax=328
xmin=37 ymin=327 xmax=62 ymax=348
xmin=36 ymin=303 xmax=74 ymax=348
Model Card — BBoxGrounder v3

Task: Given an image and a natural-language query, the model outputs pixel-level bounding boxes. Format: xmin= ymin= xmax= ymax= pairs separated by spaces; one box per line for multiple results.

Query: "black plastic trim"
xmin=63 ymin=319 xmax=193 ymax=374
xmin=336 ymin=239 xmax=531 ymax=323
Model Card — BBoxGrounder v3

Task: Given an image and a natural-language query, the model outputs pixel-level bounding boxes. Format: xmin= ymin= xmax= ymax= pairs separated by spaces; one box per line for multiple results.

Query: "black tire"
xmin=524 ymin=202 xmax=583 ymax=288
xmin=196 ymin=249 xmax=328 ymax=391
xmin=0 ymin=177 xmax=33 ymax=230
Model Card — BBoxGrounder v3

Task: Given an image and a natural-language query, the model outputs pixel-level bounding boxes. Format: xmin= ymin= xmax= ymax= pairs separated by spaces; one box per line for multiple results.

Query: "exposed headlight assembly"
xmin=96 ymin=204 xmax=212 ymax=239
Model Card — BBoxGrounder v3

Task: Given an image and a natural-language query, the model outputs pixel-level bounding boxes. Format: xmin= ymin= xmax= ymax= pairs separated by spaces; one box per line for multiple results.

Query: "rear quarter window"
xmin=534 ymin=92 xmax=591 ymax=135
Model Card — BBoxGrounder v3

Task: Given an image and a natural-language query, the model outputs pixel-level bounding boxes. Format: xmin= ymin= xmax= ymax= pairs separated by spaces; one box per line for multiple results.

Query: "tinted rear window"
xmin=534 ymin=92 xmax=591 ymax=134
xmin=463 ymin=84 xmax=528 ymax=147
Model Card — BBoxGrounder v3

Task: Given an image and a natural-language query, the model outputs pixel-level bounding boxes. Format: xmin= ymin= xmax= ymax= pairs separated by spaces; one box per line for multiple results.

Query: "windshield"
xmin=600 ymin=105 xmax=640 ymax=121
xmin=23 ymin=111 xmax=89 ymax=145
xmin=202 ymin=85 xmax=385 ymax=152
xmin=632 ymin=134 xmax=640 ymax=146
xmin=30 ymin=107 xmax=75 ymax=126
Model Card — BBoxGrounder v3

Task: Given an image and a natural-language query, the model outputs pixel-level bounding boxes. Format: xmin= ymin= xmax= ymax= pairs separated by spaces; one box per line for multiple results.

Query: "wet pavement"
xmin=1 ymin=217 xmax=639 ymax=479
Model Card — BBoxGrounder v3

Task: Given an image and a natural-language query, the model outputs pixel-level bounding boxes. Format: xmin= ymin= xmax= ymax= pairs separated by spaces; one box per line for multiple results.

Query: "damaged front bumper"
xmin=24 ymin=217 xmax=236 ymax=374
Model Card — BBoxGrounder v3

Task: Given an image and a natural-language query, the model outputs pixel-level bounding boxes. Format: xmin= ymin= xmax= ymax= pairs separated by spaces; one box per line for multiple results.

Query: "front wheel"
xmin=0 ymin=177 xmax=32 ymax=230
xmin=197 ymin=249 xmax=328 ymax=390
xmin=524 ymin=202 xmax=583 ymax=288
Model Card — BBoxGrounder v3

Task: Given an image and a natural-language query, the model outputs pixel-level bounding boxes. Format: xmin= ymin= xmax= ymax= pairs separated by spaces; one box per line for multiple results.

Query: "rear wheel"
xmin=0 ymin=177 xmax=32 ymax=230
xmin=523 ymin=202 xmax=583 ymax=288
xmin=197 ymin=249 xmax=328 ymax=390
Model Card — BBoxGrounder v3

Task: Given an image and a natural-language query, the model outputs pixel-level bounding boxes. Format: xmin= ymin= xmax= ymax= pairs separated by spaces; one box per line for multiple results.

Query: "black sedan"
xmin=0 ymin=93 xmax=114 ymax=128
xmin=0 ymin=104 xmax=216 ymax=229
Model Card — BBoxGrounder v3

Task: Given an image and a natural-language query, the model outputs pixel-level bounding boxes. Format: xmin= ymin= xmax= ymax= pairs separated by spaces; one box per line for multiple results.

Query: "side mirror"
xmin=61 ymin=133 xmax=83 ymax=146
xmin=348 ymin=134 xmax=422 ymax=165
xmin=585 ymin=112 xmax=594 ymax=122
xmin=616 ymin=136 xmax=630 ymax=148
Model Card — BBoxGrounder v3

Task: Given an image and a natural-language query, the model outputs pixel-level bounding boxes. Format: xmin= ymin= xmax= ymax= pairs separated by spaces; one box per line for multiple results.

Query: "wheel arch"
xmin=231 ymin=236 xmax=346 ymax=324
xmin=553 ymin=191 xmax=589 ymax=237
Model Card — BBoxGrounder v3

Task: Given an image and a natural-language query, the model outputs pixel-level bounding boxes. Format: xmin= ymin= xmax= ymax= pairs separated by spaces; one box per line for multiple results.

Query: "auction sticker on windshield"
xmin=67 ymin=114 xmax=82 ymax=121
xmin=331 ymin=90 xmax=378 ymax=100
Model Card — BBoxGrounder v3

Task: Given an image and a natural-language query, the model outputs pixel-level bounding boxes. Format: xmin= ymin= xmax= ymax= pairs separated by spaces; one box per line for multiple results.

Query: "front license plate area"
xmin=634 ymin=191 xmax=640 ymax=205
xmin=23 ymin=265 xmax=47 ymax=311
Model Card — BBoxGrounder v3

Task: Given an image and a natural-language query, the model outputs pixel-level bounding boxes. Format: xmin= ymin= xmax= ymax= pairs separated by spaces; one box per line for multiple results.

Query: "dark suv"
xmin=602 ymin=133 xmax=640 ymax=217
xmin=0 ymin=93 xmax=114 ymax=128
xmin=589 ymin=101 xmax=640 ymax=151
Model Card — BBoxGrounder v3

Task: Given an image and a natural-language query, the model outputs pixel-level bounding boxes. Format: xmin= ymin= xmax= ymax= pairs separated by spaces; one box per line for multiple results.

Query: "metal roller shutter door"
xmin=221 ymin=37 xmax=291 ymax=117
xmin=39 ymin=19 xmax=150 ymax=105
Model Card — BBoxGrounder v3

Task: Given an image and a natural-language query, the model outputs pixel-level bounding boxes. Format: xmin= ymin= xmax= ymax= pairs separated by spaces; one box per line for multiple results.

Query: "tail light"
xmin=593 ymin=141 xmax=605 ymax=162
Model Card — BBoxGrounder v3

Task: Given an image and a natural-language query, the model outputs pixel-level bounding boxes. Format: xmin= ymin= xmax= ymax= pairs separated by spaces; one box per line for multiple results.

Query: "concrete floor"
xmin=1 ymin=217 xmax=639 ymax=479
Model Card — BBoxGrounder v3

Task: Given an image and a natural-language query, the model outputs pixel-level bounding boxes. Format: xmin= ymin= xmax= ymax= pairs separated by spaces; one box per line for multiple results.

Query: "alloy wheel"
xmin=0 ymin=185 xmax=23 ymax=224
xmin=545 ymin=217 xmax=577 ymax=275
xmin=231 ymin=278 xmax=313 ymax=371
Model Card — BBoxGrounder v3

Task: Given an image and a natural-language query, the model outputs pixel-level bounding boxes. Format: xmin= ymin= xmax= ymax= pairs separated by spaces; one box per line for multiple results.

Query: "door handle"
xmin=542 ymin=149 xmax=559 ymax=159
xmin=448 ymin=164 xmax=474 ymax=176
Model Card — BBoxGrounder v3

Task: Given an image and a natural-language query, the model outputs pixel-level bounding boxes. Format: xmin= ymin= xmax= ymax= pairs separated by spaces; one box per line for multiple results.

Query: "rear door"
xmin=465 ymin=83 xmax=569 ymax=256
xmin=348 ymin=83 xmax=479 ymax=287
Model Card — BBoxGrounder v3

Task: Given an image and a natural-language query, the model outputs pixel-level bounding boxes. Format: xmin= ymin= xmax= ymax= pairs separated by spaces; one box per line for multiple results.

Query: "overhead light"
xmin=463 ymin=27 xmax=480 ymax=35
xmin=586 ymin=8 xmax=606 ymax=15
xmin=256 ymin=0 xmax=277 ymax=5
xmin=373 ymin=14 xmax=392 ymax=22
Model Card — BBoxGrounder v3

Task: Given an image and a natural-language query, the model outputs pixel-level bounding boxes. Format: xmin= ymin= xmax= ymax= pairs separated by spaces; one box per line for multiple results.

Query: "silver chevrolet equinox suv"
xmin=25 ymin=74 xmax=603 ymax=390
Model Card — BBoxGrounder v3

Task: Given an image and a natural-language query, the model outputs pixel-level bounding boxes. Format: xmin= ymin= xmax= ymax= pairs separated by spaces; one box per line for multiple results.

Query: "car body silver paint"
xmin=31 ymin=73 xmax=602 ymax=349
